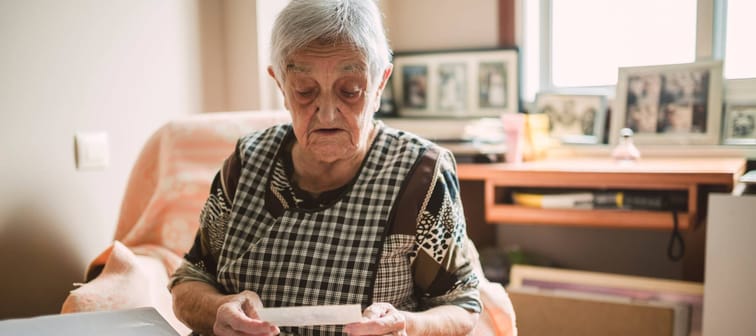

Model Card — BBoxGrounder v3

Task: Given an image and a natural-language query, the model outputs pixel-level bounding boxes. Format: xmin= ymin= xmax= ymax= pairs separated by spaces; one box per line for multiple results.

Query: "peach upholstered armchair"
xmin=60 ymin=110 xmax=516 ymax=335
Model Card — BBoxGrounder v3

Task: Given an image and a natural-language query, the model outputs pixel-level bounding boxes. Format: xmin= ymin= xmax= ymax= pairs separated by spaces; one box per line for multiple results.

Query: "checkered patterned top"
xmin=171 ymin=122 xmax=481 ymax=335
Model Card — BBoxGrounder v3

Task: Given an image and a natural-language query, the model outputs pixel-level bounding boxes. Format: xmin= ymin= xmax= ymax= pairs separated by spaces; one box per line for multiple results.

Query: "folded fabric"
xmin=60 ymin=241 xmax=190 ymax=335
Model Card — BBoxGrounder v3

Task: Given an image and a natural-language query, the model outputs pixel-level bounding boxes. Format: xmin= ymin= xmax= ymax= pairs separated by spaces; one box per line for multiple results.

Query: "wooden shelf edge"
xmin=486 ymin=205 xmax=690 ymax=230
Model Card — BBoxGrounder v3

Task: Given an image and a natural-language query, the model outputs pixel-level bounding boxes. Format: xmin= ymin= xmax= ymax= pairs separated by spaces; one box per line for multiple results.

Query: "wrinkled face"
xmin=273 ymin=43 xmax=389 ymax=164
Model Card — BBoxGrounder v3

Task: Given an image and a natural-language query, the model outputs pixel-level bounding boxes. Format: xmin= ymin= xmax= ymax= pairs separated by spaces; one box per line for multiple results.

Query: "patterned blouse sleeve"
xmin=168 ymin=146 xmax=241 ymax=292
xmin=411 ymin=149 xmax=482 ymax=313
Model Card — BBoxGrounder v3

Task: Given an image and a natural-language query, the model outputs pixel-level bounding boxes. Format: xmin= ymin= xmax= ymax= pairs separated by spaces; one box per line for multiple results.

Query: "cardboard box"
xmin=507 ymin=265 xmax=702 ymax=336
xmin=509 ymin=287 xmax=688 ymax=336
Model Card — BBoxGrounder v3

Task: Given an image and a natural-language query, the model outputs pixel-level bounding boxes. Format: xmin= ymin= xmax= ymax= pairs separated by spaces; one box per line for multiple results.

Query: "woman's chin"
xmin=309 ymin=146 xmax=355 ymax=163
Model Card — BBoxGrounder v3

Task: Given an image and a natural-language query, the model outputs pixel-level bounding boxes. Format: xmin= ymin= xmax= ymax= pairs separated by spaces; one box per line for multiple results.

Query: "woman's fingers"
xmin=343 ymin=303 xmax=407 ymax=336
xmin=213 ymin=291 xmax=280 ymax=336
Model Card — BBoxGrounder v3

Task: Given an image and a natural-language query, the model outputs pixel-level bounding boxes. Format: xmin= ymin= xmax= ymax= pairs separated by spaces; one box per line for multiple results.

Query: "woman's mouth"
xmin=315 ymin=128 xmax=341 ymax=135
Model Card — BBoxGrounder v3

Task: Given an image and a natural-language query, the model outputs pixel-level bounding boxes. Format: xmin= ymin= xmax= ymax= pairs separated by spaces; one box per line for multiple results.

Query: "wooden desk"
xmin=457 ymin=157 xmax=746 ymax=230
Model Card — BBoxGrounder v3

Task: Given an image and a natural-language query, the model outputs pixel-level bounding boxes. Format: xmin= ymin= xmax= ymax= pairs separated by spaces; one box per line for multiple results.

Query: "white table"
xmin=0 ymin=307 xmax=178 ymax=336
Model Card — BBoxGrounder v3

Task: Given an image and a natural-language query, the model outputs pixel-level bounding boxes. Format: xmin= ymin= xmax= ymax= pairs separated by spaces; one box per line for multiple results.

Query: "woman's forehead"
xmin=286 ymin=43 xmax=367 ymax=74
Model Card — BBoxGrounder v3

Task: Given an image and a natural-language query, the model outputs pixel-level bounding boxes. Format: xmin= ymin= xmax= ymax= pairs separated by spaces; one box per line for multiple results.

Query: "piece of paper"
xmin=258 ymin=304 xmax=363 ymax=327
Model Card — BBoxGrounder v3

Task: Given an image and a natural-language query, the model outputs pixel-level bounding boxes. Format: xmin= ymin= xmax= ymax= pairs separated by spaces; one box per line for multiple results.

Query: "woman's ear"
xmin=373 ymin=65 xmax=394 ymax=112
xmin=378 ymin=64 xmax=394 ymax=91
xmin=268 ymin=66 xmax=283 ymax=90
xmin=268 ymin=66 xmax=291 ymax=111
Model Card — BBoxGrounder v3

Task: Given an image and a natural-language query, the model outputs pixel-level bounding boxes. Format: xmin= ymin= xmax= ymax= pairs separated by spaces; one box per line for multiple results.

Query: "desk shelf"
xmin=458 ymin=157 xmax=745 ymax=230
xmin=486 ymin=205 xmax=690 ymax=230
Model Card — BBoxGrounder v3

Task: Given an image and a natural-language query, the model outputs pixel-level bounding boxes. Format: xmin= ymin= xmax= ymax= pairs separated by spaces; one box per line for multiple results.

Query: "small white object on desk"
xmin=611 ymin=128 xmax=641 ymax=162
xmin=258 ymin=304 xmax=363 ymax=327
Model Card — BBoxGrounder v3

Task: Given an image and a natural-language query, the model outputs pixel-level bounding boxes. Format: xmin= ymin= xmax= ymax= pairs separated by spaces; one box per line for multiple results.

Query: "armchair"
xmin=60 ymin=110 xmax=516 ymax=335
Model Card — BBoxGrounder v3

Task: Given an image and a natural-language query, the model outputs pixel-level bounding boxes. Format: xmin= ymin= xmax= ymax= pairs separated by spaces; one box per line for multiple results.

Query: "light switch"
xmin=75 ymin=132 xmax=109 ymax=170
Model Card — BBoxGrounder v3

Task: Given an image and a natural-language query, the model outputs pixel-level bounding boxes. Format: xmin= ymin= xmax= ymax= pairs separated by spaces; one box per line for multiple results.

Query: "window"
xmin=551 ymin=0 xmax=696 ymax=87
xmin=723 ymin=0 xmax=756 ymax=79
xmin=522 ymin=0 xmax=756 ymax=103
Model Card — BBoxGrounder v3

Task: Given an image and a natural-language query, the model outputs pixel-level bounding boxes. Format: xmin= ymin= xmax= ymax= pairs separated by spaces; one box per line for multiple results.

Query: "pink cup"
xmin=501 ymin=113 xmax=526 ymax=163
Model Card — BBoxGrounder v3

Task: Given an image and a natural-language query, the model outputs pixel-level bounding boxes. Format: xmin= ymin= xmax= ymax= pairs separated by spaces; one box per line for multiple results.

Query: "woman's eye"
xmin=341 ymin=90 xmax=360 ymax=98
xmin=296 ymin=89 xmax=315 ymax=98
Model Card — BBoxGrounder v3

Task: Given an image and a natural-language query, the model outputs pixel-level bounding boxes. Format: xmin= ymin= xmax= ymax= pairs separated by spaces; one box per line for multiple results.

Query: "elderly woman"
xmin=169 ymin=1 xmax=481 ymax=335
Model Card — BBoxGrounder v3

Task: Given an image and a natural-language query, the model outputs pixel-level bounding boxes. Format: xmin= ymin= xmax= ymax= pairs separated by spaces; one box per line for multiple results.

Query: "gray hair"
xmin=270 ymin=0 xmax=392 ymax=90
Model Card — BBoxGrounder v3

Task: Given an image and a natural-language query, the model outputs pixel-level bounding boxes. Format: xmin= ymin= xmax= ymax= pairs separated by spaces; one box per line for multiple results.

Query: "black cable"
xmin=667 ymin=209 xmax=685 ymax=261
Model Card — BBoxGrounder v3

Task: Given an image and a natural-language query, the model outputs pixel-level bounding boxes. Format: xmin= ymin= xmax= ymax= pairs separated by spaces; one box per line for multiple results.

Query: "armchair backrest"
xmin=115 ymin=110 xmax=291 ymax=256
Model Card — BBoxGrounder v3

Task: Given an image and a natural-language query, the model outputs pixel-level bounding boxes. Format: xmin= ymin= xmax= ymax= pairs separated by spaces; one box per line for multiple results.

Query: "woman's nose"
xmin=315 ymin=94 xmax=338 ymax=123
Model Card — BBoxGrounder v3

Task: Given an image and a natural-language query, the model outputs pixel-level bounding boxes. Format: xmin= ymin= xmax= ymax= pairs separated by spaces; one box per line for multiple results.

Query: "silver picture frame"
xmin=611 ymin=60 xmax=723 ymax=145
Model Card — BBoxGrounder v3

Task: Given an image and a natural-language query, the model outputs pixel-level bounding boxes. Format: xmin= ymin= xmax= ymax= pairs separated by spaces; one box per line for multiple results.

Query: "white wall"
xmin=383 ymin=0 xmax=498 ymax=52
xmin=0 ymin=0 xmax=223 ymax=317
xmin=223 ymin=0 xmax=261 ymax=111
xmin=222 ymin=0 xmax=287 ymax=111
xmin=255 ymin=0 xmax=289 ymax=110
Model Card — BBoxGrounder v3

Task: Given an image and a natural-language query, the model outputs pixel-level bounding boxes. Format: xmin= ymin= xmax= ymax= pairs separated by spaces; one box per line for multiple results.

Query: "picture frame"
xmin=392 ymin=48 xmax=519 ymax=117
xmin=534 ymin=92 xmax=607 ymax=144
xmin=611 ymin=60 xmax=723 ymax=145
xmin=721 ymin=102 xmax=756 ymax=145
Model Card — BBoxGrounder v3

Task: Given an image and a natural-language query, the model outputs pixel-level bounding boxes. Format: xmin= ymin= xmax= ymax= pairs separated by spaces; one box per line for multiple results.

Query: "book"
xmin=512 ymin=192 xmax=594 ymax=209
xmin=512 ymin=190 xmax=687 ymax=211
xmin=739 ymin=169 xmax=756 ymax=184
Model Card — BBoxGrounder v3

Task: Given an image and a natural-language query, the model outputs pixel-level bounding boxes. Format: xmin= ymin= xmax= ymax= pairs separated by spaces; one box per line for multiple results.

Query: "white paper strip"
xmin=258 ymin=304 xmax=363 ymax=327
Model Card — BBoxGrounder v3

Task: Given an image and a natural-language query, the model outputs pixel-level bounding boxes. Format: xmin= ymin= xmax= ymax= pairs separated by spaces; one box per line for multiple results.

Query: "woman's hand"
xmin=213 ymin=290 xmax=281 ymax=336
xmin=343 ymin=302 xmax=408 ymax=336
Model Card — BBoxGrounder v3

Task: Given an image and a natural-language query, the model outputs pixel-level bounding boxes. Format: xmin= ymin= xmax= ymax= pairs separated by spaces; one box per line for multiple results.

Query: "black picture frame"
xmin=392 ymin=48 xmax=519 ymax=118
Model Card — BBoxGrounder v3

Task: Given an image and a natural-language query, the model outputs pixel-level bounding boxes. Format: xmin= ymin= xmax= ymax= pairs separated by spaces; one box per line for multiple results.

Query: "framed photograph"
xmin=611 ymin=60 xmax=723 ymax=145
xmin=534 ymin=93 xmax=607 ymax=144
xmin=722 ymin=102 xmax=756 ymax=145
xmin=392 ymin=48 xmax=519 ymax=117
